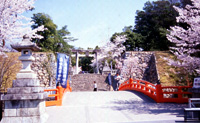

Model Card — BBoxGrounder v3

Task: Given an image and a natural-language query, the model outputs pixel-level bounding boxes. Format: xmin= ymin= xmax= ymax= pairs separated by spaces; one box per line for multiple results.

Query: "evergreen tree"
xmin=134 ymin=0 xmax=179 ymax=51
xmin=111 ymin=26 xmax=144 ymax=51
xmin=31 ymin=13 xmax=74 ymax=53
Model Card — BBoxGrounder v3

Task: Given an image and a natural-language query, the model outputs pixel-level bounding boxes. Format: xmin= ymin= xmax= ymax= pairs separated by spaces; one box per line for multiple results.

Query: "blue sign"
xmin=108 ymin=73 xmax=112 ymax=85
xmin=56 ymin=53 xmax=70 ymax=88
xmin=110 ymin=61 xmax=112 ymax=71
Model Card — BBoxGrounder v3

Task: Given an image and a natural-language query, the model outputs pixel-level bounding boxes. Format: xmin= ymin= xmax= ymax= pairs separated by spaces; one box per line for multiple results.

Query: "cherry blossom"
xmin=91 ymin=35 xmax=127 ymax=71
xmin=166 ymin=0 xmax=200 ymax=74
xmin=0 ymin=0 xmax=44 ymax=55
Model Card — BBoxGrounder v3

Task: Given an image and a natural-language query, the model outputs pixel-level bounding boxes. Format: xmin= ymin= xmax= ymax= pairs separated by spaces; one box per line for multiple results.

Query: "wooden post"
xmin=129 ymin=78 xmax=133 ymax=88
xmin=156 ymin=84 xmax=163 ymax=103
xmin=177 ymin=87 xmax=182 ymax=103
xmin=57 ymin=85 xmax=63 ymax=106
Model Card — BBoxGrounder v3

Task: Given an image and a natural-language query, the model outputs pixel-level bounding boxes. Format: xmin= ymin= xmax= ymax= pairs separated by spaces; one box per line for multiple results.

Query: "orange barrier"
xmin=119 ymin=78 xmax=192 ymax=103
xmin=65 ymin=80 xmax=72 ymax=92
xmin=44 ymin=80 xmax=72 ymax=107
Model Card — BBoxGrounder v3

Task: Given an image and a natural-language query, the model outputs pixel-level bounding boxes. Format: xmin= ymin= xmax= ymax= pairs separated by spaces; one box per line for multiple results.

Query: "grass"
xmin=155 ymin=51 xmax=194 ymax=86
xmin=1 ymin=52 xmax=21 ymax=92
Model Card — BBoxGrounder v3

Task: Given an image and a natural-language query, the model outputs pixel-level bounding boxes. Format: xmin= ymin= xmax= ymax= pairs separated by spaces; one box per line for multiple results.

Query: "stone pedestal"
xmin=1 ymin=35 xmax=48 ymax=123
xmin=1 ymin=77 xmax=48 ymax=123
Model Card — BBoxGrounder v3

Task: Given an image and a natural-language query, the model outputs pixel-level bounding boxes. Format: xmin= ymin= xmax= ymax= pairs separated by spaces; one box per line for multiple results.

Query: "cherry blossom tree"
xmin=0 ymin=0 xmax=44 ymax=55
xmin=166 ymin=0 xmax=200 ymax=74
xmin=120 ymin=56 xmax=139 ymax=79
xmin=101 ymin=35 xmax=126 ymax=58
xmin=91 ymin=35 xmax=127 ymax=72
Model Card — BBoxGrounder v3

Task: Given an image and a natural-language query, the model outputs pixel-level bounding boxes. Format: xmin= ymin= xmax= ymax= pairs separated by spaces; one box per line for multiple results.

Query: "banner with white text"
xmin=56 ymin=53 xmax=69 ymax=88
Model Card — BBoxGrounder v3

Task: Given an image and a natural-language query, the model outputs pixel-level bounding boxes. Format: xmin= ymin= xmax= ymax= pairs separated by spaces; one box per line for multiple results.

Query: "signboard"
xmin=108 ymin=73 xmax=112 ymax=85
xmin=193 ymin=77 xmax=200 ymax=88
xmin=56 ymin=53 xmax=70 ymax=88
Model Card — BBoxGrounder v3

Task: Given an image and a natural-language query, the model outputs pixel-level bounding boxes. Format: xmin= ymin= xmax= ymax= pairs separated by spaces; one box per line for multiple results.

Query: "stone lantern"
xmin=12 ymin=34 xmax=40 ymax=78
xmin=1 ymin=35 xmax=48 ymax=123
xmin=102 ymin=60 xmax=111 ymax=75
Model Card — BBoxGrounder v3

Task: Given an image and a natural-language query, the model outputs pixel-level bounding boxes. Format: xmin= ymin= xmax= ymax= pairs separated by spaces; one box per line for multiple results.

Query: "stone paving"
xmin=46 ymin=91 xmax=189 ymax=123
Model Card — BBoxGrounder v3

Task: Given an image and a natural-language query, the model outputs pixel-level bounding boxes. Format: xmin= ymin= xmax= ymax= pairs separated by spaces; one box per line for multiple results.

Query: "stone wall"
xmin=31 ymin=52 xmax=56 ymax=87
xmin=30 ymin=51 xmax=159 ymax=89
xmin=121 ymin=51 xmax=159 ymax=84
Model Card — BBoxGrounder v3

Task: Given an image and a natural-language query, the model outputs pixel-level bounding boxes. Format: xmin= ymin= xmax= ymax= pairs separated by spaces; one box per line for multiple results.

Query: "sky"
xmin=23 ymin=0 xmax=153 ymax=49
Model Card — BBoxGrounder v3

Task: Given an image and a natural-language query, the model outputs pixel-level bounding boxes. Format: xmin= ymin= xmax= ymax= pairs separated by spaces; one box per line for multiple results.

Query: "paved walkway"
xmin=46 ymin=91 xmax=188 ymax=123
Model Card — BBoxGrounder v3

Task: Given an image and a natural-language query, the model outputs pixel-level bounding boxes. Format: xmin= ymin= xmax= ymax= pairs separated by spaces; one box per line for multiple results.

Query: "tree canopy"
xmin=134 ymin=0 xmax=180 ymax=51
xmin=111 ymin=0 xmax=183 ymax=51
xmin=180 ymin=0 xmax=192 ymax=7
xmin=79 ymin=56 xmax=94 ymax=73
xmin=31 ymin=13 xmax=74 ymax=54
xmin=111 ymin=26 xmax=144 ymax=51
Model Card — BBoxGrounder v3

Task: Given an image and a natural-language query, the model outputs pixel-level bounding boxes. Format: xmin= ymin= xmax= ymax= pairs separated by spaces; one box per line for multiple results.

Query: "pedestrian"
xmin=108 ymin=73 xmax=113 ymax=91
xmin=114 ymin=74 xmax=121 ymax=91
xmin=93 ymin=81 xmax=97 ymax=91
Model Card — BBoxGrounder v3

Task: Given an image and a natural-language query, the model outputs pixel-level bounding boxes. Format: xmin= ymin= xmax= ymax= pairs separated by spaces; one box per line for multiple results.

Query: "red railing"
xmin=119 ymin=78 xmax=192 ymax=103
xmin=44 ymin=80 xmax=72 ymax=106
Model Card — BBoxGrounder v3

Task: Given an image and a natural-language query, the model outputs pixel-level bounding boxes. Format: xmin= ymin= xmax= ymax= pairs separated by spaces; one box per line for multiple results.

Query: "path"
xmin=46 ymin=91 xmax=187 ymax=123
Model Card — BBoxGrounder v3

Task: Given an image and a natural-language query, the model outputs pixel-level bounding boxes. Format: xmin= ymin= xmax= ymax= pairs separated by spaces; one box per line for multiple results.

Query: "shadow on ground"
xmin=109 ymin=90 xmax=187 ymax=119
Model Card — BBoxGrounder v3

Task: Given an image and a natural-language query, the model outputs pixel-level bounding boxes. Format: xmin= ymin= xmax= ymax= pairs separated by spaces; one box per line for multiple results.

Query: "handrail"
xmin=44 ymin=80 xmax=72 ymax=107
xmin=119 ymin=78 xmax=192 ymax=103
xmin=44 ymin=86 xmax=63 ymax=106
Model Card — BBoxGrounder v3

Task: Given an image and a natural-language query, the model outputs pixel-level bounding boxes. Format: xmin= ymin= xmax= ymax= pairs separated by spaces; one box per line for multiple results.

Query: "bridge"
xmin=44 ymin=79 xmax=192 ymax=122
xmin=46 ymin=91 xmax=188 ymax=122
xmin=119 ymin=78 xmax=192 ymax=103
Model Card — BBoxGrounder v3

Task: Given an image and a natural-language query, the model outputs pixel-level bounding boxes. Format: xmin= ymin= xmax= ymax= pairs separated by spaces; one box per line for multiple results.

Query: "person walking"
xmin=114 ymin=74 xmax=121 ymax=91
xmin=93 ymin=81 xmax=97 ymax=91
xmin=108 ymin=73 xmax=113 ymax=91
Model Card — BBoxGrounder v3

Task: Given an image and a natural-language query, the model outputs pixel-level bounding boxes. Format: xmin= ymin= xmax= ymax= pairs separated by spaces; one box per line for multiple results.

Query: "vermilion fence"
xmin=44 ymin=80 xmax=72 ymax=106
xmin=119 ymin=78 xmax=192 ymax=103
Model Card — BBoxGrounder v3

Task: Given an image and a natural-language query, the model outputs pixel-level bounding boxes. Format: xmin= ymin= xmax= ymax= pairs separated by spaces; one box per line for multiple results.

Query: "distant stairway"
xmin=71 ymin=74 xmax=110 ymax=91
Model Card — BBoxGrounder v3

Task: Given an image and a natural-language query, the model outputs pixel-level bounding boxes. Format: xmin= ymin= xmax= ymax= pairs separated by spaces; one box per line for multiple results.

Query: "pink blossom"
xmin=91 ymin=35 xmax=127 ymax=68
xmin=0 ymin=0 xmax=44 ymax=54
xmin=166 ymin=0 xmax=200 ymax=74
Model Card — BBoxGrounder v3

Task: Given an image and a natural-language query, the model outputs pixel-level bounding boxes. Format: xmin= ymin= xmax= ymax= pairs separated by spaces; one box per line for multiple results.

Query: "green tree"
xmin=87 ymin=47 xmax=93 ymax=50
xmin=180 ymin=0 xmax=192 ymax=7
xmin=57 ymin=25 xmax=77 ymax=43
xmin=94 ymin=46 xmax=100 ymax=50
xmin=79 ymin=56 xmax=94 ymax=73
xmin=134 ymin=0 xmax=180 ymax=51
xmin=56 ymin=26 xmax=74 ymax=54
xmin=31 ymin=13 xmax=57 ymax=51
xmin=111 ymin=26 xmax=144 ymax=51
xmin=31 ymin=13 xmax=74 ymax=53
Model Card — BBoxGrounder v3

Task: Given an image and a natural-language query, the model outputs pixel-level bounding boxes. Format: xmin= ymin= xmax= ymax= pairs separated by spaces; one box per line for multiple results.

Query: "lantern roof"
xmin=11 ymin=34 xmax=41 ymax=52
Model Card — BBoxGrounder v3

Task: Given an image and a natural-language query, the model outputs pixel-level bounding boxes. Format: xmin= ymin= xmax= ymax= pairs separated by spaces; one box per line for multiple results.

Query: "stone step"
xmin=71 ymin=74 xmax=111 ymax=91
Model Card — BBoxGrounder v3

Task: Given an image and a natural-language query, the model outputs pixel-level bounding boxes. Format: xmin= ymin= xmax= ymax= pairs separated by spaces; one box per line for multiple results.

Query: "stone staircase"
xmin=70 ymin=52 xmax=159 ymax=91
xmin=71 ymin=74 xmax=110 ymax=91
